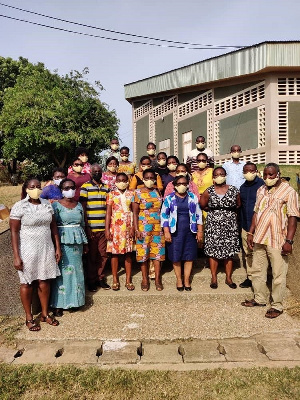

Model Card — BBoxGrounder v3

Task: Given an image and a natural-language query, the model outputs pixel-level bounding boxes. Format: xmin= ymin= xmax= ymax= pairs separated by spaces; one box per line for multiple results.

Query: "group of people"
xmin=9 ymin=136 xmax=299 ymax=331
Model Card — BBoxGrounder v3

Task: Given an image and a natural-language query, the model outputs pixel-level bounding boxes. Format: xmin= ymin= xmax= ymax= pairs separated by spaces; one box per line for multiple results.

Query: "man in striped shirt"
xmin=80 ymin=164 xmax=111 ymax=292
xmin=242 ymin=163 xmax=299 ymax=318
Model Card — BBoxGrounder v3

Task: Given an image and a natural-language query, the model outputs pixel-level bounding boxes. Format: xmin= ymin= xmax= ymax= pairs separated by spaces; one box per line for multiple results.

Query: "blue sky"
xmin=1 ymin=0 xmax=300 ymax=154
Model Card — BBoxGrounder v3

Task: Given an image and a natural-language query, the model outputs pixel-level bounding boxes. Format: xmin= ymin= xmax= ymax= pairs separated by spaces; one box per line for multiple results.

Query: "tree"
xmin=0 ymin=64 xmax=119 ymax=177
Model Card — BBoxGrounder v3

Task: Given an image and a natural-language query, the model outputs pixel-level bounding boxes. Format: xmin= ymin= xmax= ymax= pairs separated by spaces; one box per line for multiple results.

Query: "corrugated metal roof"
xmin=124 ymin=41 xmax=300 ymax=100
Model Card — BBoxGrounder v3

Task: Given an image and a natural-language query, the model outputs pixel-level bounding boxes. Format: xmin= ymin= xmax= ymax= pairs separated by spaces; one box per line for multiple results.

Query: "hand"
xmin=55 ymin=248 xmax=62 ymax=263
xmin=164 ymin=231 xmax=172 ymax=243
xmin=281 ymin=242 xmax=292 ymax=256
xmin=136 ymin=230 xmax=143 ymax=240
xmin=83 ymin=244 xmax=89 ymax=254
xmin=14 ymin=255 xmax=23 ymax=271
xmin=247 ymin=234 xmax=254 ymax=250
xmin=196 ymin=231 xmax=203 ymax=243
xmin=129 ymin=226 xmax=135 ymax=238
xmin=105 ymin=229 xmax=112 ymax=241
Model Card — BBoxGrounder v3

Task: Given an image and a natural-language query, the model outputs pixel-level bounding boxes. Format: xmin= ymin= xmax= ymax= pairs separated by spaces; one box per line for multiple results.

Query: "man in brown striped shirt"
xmin=242 ymin=163 xmax=299 ymax=318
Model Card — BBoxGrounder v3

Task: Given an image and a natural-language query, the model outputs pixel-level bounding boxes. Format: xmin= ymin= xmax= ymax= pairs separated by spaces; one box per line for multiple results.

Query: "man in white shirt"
xmin=186 ymin=136 xmax=214 ymax=173
xmin=222 ymin=145 xmax=246 ymax=190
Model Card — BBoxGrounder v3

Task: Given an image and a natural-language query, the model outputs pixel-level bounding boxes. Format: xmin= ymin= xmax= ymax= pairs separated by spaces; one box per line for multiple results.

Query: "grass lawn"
xmin=0 ymin=365 xmax=300 ymax=399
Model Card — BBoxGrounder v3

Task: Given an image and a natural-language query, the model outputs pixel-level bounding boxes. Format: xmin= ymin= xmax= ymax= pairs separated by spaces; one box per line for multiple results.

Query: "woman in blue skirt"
xmin=50 ymin=178 xmax=88 ymax=316
xmin=161 ymin=175 xmax=203 ymax=291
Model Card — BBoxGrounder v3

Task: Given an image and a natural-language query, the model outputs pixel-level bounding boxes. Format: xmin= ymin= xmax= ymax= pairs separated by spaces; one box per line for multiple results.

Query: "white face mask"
xmin=78 ymin=155 xmax=88 ymax=163
xmin=243 ymin=172 xmax=257 ymax=182
xmin=147 ymin=149 xmax=155 ymax=156
xmin=53 ymin=178 xmax=63 ymax=186
xmin=196 ymin=143 xmax=206 ymax=150
xmin=143 ymin=179 xmax=155 ymax=188
xmin=121 ymin=155 xmax=129 ymax=162
xmin=264 ymin=176 xmax=279 ymax=187
xmin=176 ymin=172 xmax=187 ymax=177
xmin=231 ymin=152 xmax=241 ymax=159
xmin=141 ymin=165 xmax=151 ymax=171
xmin=62 ymin=189 xmax=76 ymax=199
xmin=26 ymin=188 xmax=42 ymax=200
xmin=167 ymin=164 xmax=177 ymax=171
xmin=158 ymin=159 xmax=166 ymax=167
xmin=176 ymin=184 xmax=188 ymax=194
xmin=115 ymin=181 xmax=129 ymax=190
xmin=107 ymin=166 xmax=117 ymax=173
xmin=214 ymin=176 xmax=226 ymax=185
xmin=111 ymin=144 xmax=119 ymax=151
xmin=198 ymin=162 xmax=207 ymax=169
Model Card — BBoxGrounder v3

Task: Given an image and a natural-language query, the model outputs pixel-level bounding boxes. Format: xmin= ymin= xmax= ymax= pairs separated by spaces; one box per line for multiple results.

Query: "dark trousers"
xmin=87 ymin=231 xmax=108 ymax=284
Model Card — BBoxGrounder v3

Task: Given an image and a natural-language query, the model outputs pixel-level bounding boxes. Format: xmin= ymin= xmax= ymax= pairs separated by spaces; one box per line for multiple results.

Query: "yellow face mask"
xmin=214 ymin=176 xmax=226 ymax=185
xmin=73 ymin=165 xmax=83 ymax=173
xmin=26 ymin=188 xmax=42 ymax=199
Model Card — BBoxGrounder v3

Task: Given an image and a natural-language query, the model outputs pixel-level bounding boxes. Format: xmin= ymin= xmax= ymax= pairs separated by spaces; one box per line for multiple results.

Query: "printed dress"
xmin=117 ymin=162 xmax=136 ymax=178
xmin=50 ymin=202 xmax=88 ymax=309
xmin=9 ymin=197 xmax=60 ymax=284
xmin=106 ymin=189 xmax=134 ymax=254
xmin=204 ymin=185 xmax=240 ymax=259
xmin=102 ymin=172 xmax=117 ymax=190
xmin=134 ymin=188 xmax=165 ymax=262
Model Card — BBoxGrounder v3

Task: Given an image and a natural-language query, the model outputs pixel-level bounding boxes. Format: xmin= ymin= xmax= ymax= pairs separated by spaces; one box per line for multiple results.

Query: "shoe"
xmin=210 ymin=282 xmax=218 ymax=289
xmin=88 ymin=283 xmax=98 ymax=292
xmin=97 ymin=280 xmax=111 ymax=290
xmin=125 ymin=282 xmax=135 ymax=291
xmin=141 ymin=281 xmax=150 ymax=291
xmin=239 ymin=278 xmax=252 ymax=288
xmin=155 ymin=282 xmax=164 ymax=291
xmin=241 ymin=299 xmax=266 ymax=307
xmin=265 ymin=308 xmax=283 ymax=319
xmin=111 ymin=282 xmax=120 ymax=291
xmin=177 ymin=286 xmax=184 ymax=292
xmin=53 ymin=308 xmax=63 ymax=317
xmin=184 ymin=286 xmax=192 ymax=291
xmin=225 ymin=281 xmax=237 ymax=289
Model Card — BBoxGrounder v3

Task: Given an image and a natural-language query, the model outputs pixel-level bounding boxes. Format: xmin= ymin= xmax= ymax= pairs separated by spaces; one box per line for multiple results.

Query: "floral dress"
xmin=134 ymin=188 xmax=165 ymax=262
xmin=50 ymin=202 xmax=88 ymax=309
xmin=117 ymin=162 xmax=136 ymax=178
xmin=102 ymin=172 xmax=117 ymax=190
xmin=106 ymin=189 xmax=134 ymax=254
xmin=204 ymin=185 xmax=240 ymax=259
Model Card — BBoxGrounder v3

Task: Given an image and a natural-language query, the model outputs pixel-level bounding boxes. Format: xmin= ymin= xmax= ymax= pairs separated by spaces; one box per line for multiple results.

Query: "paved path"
xmin=2 ymin=257 xmax=300 ymax=369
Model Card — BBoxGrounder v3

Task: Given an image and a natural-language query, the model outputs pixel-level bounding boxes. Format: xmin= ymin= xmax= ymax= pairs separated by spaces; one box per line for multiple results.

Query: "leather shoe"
xmin=87 ymin=283 xmax=98 ymax=292
xmin=177 ymin=286 xmax=184 ymax=292
xmin=239 ymin=278 xmax=252 ymax=288
xmin=184 ymin=286 xmax=192 ymax=291
xmin=225 ymin=281 xmax=237 ymax=289
xmin=97 ymin=280 xmax=111 ymax=290
xmin=210 ymin=282 xmax=218 ymax=289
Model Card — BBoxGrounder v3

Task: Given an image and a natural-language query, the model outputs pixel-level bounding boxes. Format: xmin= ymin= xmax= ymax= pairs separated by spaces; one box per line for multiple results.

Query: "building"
xmin=124 ymin=41 xmax=300 ymax=165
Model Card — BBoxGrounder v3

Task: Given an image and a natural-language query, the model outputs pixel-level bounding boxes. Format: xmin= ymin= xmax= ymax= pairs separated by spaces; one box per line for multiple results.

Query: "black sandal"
xmin=40 ymin=314 xmax=59 ymax=326
xmin=26 ymin=319 xmax=41 ymax=332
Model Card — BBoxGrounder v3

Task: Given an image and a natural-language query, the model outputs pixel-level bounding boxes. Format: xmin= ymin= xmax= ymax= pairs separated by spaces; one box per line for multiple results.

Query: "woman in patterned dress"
xmin=10 ymin=178 xmax=61 ymax=331
xmin=132 ymin=169 xmax=165 ymax=291
xmin=105 ymin=173 xmax=135 ymax=291
xmin=117 ymin=146 xmax=136 ymax=180
xmin=192 ymin=153 xmax=213 ymax=202
xmin=102 ymin=156 xmax=119 ymax=190
xmin=200 ymin=167 xmax=241 ymax=289
xmin=50 ymin=178 xmax=88 ymax=316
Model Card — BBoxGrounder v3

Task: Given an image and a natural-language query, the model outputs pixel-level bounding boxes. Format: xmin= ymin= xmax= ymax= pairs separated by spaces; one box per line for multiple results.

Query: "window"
xmin=182 ymin=131 xmax=192 ymax=162
xmin=159 ymin=139 xmax=171 ymax=155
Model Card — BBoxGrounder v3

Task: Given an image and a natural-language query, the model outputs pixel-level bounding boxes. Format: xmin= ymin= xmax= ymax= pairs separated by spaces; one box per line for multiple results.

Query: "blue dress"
xmin=40 ymin=184 xmax=63 ymax=200
xmin=50 ymin=202 xmax=88 ymax=309
xmin=167 ymin=195 xmax=197 ymax=262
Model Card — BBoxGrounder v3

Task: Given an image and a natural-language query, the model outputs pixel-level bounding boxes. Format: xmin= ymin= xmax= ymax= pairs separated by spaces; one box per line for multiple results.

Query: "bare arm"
xmin=132 ymin=202 xmax=142 ymax=240
xmin=282 ymin=216 xmax=298 ymax=255
xmin=105 ymin=203 xmax=113 ymax=241
xmin=10 ymin=219 xmax=23 ymax=271
xmin=200 ymin=189 xmax=210 ymax=210
xmin=236 ymin=193 xmax=241 ymax=209
xmin=50 ymin=216 xmax=62 ymax=263
xmin=246 ymin=213 xmax=257 ymax=250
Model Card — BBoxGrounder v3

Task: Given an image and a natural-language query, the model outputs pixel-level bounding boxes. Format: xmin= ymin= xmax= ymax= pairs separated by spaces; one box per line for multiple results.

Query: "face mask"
xmin=198 ymin=162 xmax=207 ymax=169
xmin=73 ymin=165 xmax=83 ymax=173
xmin=111 ymin=144 xmax=119 ymax=151
xmin=196 ymin=143 xmax=206 ymax=150
xmin=147 ymin=149 xmax=155 ymax=156
xmin=78 ymin=155 xmax=88 ymax=163
xmin=176 ymin=184 xmax=188 ymax=194
xmin=214 ymin=176 xmax=226 ymax=185
xmin=176 ymin=172 xmax=187 ymax=177
xmin=26 ymin=188 xmax=42 ymax=200
xmin=231 ymin=152 xmax=241 ymax=159
xmin=167 ymin=164 xmax=177 ymax=171
xmin=53 ymin=178 xmax=63 ymax=186
xmin=121 ymin=155 xmax=129 ymax=162
xmin=62 ymin=189 xmax=76 ymax=199
xmin=143 ymin=179 xmax=155 ymax=188
xmin=158 ymin=159 xmax=166 ymax=167
xmin=141 ymin=165 xmax=150 ymax=171
xmin=92 ymin=173 xmax=102 ymax=181
xmin=243 ymin=172 xmax=256 ymax=182
xmin=264 ymin=176 xmax=279 ymax=187
xmin=107 ymin=166 xmax=117 ymax=173
xmin=115 ymin=181 xmax=129 ymax=190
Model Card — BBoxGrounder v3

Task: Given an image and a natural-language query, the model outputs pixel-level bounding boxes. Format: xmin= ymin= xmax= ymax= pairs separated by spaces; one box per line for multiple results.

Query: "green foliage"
xmin=0 ymin=59 xmax=119 ymax=177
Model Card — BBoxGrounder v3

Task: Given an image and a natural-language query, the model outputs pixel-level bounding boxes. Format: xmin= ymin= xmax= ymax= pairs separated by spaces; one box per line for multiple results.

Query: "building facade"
xmin=125 ymin=42 xmax=300 ymax=165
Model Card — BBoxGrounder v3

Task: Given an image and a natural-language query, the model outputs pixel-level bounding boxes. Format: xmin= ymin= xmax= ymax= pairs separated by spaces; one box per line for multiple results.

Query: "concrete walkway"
xmin=2 ymin=257 xmax=300 ymax=369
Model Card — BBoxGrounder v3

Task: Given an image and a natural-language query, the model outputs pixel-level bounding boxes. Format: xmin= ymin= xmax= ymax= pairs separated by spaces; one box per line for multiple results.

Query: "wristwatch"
xmin=285 ymin=239 xmax=294 ymax=245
